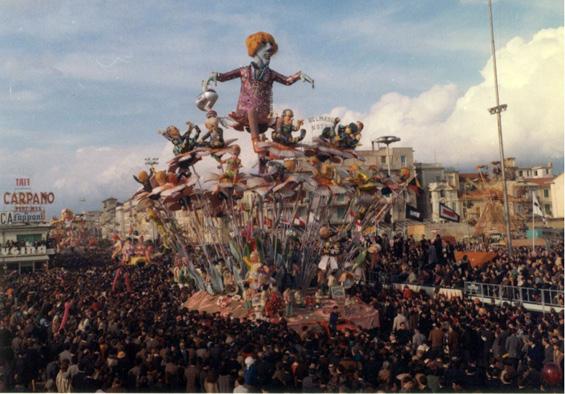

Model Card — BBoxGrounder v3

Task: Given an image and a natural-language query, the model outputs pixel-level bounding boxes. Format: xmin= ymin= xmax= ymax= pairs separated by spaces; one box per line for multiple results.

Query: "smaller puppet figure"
xmin=347 ymin=164 xmax=369 ymax=186
xmin=243 ymin=250 xmax=262 ymax=284
xmin=320 ymin=117 xmax=341 ymax=143
xmin=272 ymin=109 xmax=306 ymax=146
xmin=220 ymin=145 xmax=242 ymax=183
xmin=335 ymin=121 xmax=363 ymax=149
xmin=160 ymin=122 xmax=200 ymax=178
xmin=200 ymin=110 xmax=225 ymax=150
xmin=133 ymin=170 xmax=153 ymax=193
xmin=283 ymin=287 xmax=294 ymax=317
xmin=319 ymin=117 xmax=364 ymax=149
xmin=265 ymin=160 xmax=287 ymax=183
xmin=160 ymin=122 xmax=201 ymax=156
xmin=318 ymin=226 xmax=341 ymax=272
xmin=320 ymin=162 xmax=339 ymax=183
xmin=257 ymin=265 xmax=271 ymax=288
xmin=347 ymin=164 xmax=378 ymax=192
xmin=294 ymin=289 xmax=304 ymax=308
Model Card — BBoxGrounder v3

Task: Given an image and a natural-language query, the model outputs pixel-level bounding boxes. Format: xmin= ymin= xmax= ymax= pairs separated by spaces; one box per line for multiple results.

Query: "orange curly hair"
xmin=246 ymin=32 xmax=278 ymax=57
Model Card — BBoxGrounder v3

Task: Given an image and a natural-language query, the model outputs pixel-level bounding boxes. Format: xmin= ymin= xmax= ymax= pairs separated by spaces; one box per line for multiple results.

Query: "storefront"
xmin=0 ymin=223 xmax=54 ymax=273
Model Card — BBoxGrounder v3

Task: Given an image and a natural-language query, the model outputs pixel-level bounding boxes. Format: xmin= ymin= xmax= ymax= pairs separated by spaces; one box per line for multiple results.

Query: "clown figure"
xmin=203 ymin=32 xmax=313 ymax=171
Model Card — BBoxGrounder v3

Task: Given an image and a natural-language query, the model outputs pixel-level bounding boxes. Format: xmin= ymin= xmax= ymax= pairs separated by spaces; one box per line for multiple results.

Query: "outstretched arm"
xmin=193 ymin=125 xmax=201 ymax=140
xmin=184 ymin=122 xmax=201 ymax=139
xmin=202 ymin=67 xmax=243 ymax=90
xmin=200 ymin=131 xmax=211 ymax=142
xmin=272 ymin=70 xmax=315 ymax=88
xmin=272 ymin=70 xmax=301 ymax=86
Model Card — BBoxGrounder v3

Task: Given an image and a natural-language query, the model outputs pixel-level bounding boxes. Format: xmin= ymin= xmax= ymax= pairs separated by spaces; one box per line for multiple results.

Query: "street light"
xmin=487 ymin=0 xmax=513 ymax=257
xmin=144 ymin=157 xmax=159 ymax=169
xmin=372 ymin=136 xmax=401 ymax=176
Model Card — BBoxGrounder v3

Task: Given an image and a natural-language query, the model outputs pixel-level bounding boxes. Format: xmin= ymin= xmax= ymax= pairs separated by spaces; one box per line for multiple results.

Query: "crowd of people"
xmin=1 ymin=239 xmax=563 ymax=393
xmin=371 ymin=234 xmax=564 ymax=295
xmin=0 ymin=240 xmax=49 ymax=249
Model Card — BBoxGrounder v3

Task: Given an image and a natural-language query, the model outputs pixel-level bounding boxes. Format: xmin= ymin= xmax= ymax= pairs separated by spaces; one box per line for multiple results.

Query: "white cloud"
xmin=331 ymin=27 xmax=563 ymax=167
xmin=0 ymin=142 xmax=169 ymax=216
xmin=0 ymin=125 xmax=263 ymax=216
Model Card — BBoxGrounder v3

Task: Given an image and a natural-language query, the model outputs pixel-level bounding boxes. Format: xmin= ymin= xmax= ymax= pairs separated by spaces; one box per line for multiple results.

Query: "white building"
xmin=100 ymin=198 xmax=118 ymax=239
xmin=0 ymin=223 xmax=53 ymax=273
xmin=550 ymin=173 xmax=564 ymax=219
xmin=516 ymin=162 xmax=553 ymax=179
xmin=429 ymin=182 xmax=462 ymax=223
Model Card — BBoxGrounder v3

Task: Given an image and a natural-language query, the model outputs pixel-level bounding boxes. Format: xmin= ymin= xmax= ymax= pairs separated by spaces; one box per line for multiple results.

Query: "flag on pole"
xmin=532 ymin=193 xmax=546 ymax=224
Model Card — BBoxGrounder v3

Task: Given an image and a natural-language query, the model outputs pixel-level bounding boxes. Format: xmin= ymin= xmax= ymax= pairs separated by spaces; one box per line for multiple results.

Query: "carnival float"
xmin=117 ymin=32 xmax=416 ymax=333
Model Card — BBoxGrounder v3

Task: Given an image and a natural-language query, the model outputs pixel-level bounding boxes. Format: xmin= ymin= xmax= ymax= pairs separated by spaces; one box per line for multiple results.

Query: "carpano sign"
xmin=3 ymin=192 xmax=55 ymax=205
xmin=1 ymin=245 xmax=47 ymax=257
xmin=3 ymin=178 xmax=55 ymax=206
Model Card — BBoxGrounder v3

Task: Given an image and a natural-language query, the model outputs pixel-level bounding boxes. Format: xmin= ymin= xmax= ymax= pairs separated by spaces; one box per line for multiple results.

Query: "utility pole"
xmin=373 ymin=136 xmax=401 ymax=235
xmin=487 ymin=0 xmax=513 ymax=257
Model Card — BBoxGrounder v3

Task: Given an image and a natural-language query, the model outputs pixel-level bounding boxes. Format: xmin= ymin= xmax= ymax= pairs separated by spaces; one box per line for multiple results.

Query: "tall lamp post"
xmin=144 ymin=157 xmax=159 ymax=169
xmin=487 ymin=0 xmax=513 ymax=256
xmin=372 ymin=136 xmax=401 ymax=176
xmin=373 ymin=136 xmax=401 ymax=233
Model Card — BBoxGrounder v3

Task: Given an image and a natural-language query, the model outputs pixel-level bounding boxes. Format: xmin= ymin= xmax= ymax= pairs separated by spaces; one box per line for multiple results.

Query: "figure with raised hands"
xmin=200 ymin=111 xmax=225 ymax=150
xmin=272 ymin=109 xmax=306 ymax=146
xmin=336 ymin=121 xmax=363 ymax=149
xmin=202 ymin=32 xmax=313 ymax=169
xmin=160 ymin=122 xmax=201 ymax=156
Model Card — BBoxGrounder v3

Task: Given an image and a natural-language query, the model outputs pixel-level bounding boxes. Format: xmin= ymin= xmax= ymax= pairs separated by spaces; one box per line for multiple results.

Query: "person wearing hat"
xmin=335 ymin=121 xmax=363 ymax=149
xmin=159 ymin=122 xmax=201 ymax=156
xmin=272 ymin=108 xmax=306 ymax=146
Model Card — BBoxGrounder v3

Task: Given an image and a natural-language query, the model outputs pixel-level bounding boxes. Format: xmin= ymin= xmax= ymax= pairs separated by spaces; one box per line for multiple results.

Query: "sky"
xmin=0 ymin=0 xmax=563 ymax=216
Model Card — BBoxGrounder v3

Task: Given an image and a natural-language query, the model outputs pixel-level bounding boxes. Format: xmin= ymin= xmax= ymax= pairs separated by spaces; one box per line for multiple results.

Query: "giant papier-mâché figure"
xmin=203 ymin=32 xmax=314 ymax=156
